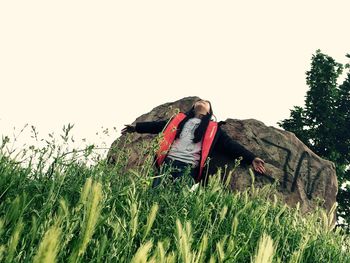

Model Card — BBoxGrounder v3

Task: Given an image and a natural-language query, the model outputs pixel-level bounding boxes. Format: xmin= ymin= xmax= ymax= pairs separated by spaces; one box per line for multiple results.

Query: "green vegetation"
xmin=0 ymin=129 xmax=350 ymax=263
xmin=279 ymin=50 xmax=350 ymax=231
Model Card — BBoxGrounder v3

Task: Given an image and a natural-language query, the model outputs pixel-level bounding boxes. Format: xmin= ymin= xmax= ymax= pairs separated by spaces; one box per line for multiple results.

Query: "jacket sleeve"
xmin=216 ymin=128 xmax=256 ymax=165
xmin=135 ymin=119 xmax=169 ymax=134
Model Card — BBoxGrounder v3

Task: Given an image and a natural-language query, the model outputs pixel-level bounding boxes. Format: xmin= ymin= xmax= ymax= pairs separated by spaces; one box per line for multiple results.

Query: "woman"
xmin=122 ymin=99 xmax=266 ymax=186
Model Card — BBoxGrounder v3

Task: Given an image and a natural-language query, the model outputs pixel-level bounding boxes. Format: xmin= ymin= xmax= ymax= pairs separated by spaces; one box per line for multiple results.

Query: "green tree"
xmin=279 ymin=50 xmax=350 ymax=231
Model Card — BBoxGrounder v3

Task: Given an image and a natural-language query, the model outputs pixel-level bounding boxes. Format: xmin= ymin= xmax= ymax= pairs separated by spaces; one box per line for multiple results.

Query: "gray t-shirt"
xmin=167 ymin=117 xmax=202 ymax=167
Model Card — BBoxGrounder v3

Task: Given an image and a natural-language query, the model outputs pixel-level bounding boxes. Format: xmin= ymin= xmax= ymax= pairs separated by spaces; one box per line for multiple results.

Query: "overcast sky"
xmin=1 ymin=1 xmax=349 ymax=149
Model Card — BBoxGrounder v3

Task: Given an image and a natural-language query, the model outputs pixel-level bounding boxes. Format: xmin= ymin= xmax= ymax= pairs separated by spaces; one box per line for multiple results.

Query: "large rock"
xmin=107 ymin=96 xmax=338 ymax=215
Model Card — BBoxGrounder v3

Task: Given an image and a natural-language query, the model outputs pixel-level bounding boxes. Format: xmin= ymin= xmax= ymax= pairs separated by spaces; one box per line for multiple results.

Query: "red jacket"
xmin=135 ymin=112 xmax=257 ymax=183
xmin=155 ymin=112 xmax=218 ymax=181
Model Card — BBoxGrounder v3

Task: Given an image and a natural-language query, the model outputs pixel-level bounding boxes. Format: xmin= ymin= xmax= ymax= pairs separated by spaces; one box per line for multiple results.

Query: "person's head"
xmin=175 ymin=98 xmax=214 ymax=143
xmin=193 ymin=99 xmax=212 ymax=117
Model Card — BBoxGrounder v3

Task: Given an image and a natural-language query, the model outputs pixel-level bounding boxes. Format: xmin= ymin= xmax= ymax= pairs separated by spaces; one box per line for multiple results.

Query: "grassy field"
xmin=0 ymin=130 xmax=350 ymax=263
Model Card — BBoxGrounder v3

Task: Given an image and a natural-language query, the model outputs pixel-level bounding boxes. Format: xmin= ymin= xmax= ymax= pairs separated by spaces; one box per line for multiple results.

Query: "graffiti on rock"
xmin=261 ymin=138 xmax=328 ymax=200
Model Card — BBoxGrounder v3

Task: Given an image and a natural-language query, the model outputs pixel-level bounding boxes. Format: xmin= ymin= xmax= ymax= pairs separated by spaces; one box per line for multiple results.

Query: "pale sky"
xmin=1 ymin=1 xmax=349 ymax=150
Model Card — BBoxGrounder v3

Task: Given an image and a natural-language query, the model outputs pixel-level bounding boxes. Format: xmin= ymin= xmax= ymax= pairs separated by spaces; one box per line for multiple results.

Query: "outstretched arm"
xmin=216 ymin=129 xmax=266 ymax=174
xmin=121 ymin=119 xmax=168 ymax=135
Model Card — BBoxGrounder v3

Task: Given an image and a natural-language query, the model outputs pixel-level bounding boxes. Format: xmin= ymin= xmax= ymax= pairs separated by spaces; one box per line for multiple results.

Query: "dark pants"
xmin=152 ymin=157 xmax=196 ymax=187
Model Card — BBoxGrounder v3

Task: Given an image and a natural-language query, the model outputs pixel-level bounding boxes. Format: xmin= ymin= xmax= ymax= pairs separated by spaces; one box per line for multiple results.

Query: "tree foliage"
xmin=279 ymin=50 xmax=350 ymax=230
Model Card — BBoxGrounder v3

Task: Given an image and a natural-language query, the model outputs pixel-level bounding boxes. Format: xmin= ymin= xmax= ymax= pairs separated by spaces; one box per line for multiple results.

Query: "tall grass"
xmin=0 ymin=127 xmax=350 ymax=262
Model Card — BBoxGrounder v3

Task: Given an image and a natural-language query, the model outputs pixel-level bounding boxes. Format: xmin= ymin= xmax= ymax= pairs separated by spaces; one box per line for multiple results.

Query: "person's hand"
xmin=252 ymin=157 xmax=266 ymax=174
xmin=121 ymin=124 xmax=136 ymax=135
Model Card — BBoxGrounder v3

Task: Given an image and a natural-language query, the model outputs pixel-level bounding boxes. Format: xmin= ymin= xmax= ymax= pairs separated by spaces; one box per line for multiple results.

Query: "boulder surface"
xmin=107 ymin=96 xmax=338 ymax=215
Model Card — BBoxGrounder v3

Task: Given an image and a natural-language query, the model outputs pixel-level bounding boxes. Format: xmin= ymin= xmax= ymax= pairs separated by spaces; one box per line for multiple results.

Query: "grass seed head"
xmin=253 ymin=233 xmax=275 ymax=263
xmin=33 ymin=226 xmax=61 ymax=263
xmin=143 ymin=203 xmax=159 ymax=240
xmin=131 ymin=241 xmax=153 ymax=263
